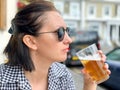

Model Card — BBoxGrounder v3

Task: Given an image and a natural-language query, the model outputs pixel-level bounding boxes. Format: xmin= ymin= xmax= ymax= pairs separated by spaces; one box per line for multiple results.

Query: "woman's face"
xmin=35 ymin=11 xmax=72 ymax=63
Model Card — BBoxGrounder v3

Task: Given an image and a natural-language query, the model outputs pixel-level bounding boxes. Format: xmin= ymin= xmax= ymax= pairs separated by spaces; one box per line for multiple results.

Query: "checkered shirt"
xmin=0 ymin=62 xmax=76 ymax=90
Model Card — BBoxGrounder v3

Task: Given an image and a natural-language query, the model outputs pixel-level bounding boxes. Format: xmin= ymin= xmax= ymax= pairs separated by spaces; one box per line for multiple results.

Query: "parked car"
xmin=64 ymin=30 xmax=100 ymax=67
xmin=100 ymin=47 xmax=120 ymax=90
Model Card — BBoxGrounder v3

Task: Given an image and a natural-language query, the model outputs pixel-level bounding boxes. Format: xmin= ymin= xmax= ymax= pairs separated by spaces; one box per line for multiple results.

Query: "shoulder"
xmin=0 ymin=64 xmax=6 ymax=79
xmin=0 ymin=63 xmax=22 ymax=73
xmin=0 ymin=64 xmax=23 ymax=83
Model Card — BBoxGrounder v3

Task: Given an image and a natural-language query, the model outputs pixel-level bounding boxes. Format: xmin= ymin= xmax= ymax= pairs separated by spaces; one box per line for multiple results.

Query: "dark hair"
xmin=3 ymin=1 xmax=57 ymax=72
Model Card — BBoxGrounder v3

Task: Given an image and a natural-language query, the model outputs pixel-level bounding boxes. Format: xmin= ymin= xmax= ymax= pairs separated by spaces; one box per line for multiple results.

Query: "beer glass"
xmin=76 ymin=44 xmax=109 ymax=84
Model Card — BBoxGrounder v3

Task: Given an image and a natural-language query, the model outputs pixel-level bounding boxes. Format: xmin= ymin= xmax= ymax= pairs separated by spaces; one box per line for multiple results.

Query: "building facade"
xmin=51 ymin=0 xmax=120 ymax=52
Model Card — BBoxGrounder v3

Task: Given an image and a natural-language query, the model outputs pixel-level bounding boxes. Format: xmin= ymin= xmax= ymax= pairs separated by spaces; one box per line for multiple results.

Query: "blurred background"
xmin=0 ymin=0 xmax=120 ymax=90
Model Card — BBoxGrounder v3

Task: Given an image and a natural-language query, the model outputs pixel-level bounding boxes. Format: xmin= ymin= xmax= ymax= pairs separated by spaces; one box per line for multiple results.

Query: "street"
xmin=68 ymin=67 xmax=108 ymax=90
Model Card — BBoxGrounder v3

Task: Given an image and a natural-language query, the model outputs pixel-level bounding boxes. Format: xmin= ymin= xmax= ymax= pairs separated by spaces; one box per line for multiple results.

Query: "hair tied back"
xmin=8 ymin=27 xmax=14 ymax=35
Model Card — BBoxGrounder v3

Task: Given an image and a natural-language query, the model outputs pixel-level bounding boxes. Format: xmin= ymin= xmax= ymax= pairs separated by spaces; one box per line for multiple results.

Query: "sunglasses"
xmin=36 ymin=27 xmax=71 ymax=41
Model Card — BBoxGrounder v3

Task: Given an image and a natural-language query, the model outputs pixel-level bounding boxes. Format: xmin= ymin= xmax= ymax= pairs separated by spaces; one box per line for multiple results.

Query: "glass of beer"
xmin=76 ymin=44 xmax=109 ymax=84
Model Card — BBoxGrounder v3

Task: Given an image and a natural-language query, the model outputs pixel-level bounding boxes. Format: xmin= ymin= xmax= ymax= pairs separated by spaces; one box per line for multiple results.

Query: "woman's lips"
xmin=63 ymin=48 xmax=70 ymax=53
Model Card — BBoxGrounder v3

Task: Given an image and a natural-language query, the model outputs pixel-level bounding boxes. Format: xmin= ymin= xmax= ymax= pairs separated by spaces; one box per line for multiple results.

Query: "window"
xmin=87 ymin=4 xmax=96 ymax=18
xmin=70 ymin=2 xmax=80 ymax=18
xmin=102 ymin=5 xmax=111 ymax=18
xmin=110 ymin=25 xmax=116 ymax=41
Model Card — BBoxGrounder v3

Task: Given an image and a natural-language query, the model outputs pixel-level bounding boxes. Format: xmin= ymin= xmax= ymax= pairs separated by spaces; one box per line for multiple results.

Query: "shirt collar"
xmin=49 ymin=62 xmax=67 ymax=78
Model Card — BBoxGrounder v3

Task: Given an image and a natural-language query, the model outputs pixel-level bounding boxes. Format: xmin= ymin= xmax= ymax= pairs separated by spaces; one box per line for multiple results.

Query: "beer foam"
xmin=78 ymin=54 xmax=101 ymax=61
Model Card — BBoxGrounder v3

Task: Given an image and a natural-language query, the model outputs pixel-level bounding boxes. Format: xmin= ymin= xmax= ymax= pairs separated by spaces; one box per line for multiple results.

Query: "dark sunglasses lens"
xmin=57 ymin=27 xmax=65 ymax=41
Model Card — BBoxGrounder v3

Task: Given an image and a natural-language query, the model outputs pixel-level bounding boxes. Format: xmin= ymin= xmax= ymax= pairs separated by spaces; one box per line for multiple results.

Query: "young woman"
xmin=0 ymin=1 xmax=110 ymax=90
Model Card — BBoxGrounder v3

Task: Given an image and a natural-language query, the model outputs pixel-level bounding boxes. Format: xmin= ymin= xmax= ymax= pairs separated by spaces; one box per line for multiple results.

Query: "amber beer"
xmin=76 ymin=44 xmax=109 ymax=84
xmin=80 ymin=59 xmax=109 ymax=84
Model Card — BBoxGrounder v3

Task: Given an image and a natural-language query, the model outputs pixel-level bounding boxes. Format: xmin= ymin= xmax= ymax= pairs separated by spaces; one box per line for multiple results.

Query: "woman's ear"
xmin=23 ymin=35 xmax=37 ymax=50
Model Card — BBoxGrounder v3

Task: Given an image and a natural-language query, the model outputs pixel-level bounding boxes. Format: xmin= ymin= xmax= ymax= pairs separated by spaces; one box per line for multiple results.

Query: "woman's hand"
xmin=82 ymin=50 xmax=111 ymax=90
xmin=99 ymin=50 xmax=111 ymax=75
xmin=82 ymin=68 xmax=97 ymax=90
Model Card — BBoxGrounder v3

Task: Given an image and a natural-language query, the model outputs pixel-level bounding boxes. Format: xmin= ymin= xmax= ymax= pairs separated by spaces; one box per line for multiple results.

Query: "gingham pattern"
xmin=0 ymin=62 xmax=76 ymax=90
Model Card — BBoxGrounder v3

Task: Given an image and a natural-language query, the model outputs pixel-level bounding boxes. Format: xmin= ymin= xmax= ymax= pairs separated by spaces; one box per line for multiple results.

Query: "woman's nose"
xmin=64 ymin=32 xmax=73 ymax=44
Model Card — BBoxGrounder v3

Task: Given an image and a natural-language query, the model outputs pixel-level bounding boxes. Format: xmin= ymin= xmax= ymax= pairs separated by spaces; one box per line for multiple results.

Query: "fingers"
xmin=98 ymin=50 xmax=106 ymax=62
xmin=103 ymin=63 xmax=111 ymax=75
xmin=104 ymin=63 xmax=109 ymax=69
xmin=98 ymin=50 xmax=111 ymax=75
xmin=107 ymin=69 xmax=111 ymax=75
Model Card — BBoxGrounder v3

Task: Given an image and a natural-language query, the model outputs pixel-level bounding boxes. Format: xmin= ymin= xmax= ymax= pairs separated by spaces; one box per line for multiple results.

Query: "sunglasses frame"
xmin=36 ymin=27 xmax=71 ymax=41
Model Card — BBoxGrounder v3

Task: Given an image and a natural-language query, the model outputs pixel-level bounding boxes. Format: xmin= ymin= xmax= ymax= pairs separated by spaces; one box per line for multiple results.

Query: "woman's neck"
xmin=24 ymin=63 xmax=49 ymax=90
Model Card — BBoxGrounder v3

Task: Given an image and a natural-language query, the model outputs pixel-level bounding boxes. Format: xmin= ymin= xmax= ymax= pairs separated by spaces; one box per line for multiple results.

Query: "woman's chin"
xmin=59 ymin=57 xmax=67 ymax=62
